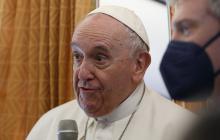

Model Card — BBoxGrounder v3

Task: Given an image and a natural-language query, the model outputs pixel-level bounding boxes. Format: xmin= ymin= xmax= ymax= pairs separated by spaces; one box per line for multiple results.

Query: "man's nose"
xmin=77 ymin=60 xmax=95 ymax=81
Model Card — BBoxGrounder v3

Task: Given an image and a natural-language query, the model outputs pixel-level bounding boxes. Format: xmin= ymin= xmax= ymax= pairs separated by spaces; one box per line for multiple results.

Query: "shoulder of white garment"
xmin=137 ymin=86 xmax=196 ymax=140
xmin=26 ymin=100 xmax=87 ymax=140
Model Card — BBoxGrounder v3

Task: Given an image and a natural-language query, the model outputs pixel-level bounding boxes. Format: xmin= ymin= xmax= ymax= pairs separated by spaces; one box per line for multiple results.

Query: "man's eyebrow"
xmin=72 ymin=43 xmax=110 ymax=52
xmin=173 ymin=19 xmax=197 ymax=28
xmin=71 ymin=42 xmax=109 ymax=49
xmin=71 ymin=42 xmax=83 ymax=54
xmin=71 ymin=42 xmax=78 ymax=48
xmin=92 ymin=45 xmax=110 ymax=53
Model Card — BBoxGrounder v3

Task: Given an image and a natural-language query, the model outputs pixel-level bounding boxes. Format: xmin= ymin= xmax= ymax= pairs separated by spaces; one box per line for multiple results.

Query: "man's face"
xmin=172 ymin=0 xmax=220 ymax=46
xmin=71 ymin=14 xmax=138 ymax=117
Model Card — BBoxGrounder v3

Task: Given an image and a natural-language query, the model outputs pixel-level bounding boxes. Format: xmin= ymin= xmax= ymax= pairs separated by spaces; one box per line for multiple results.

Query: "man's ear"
xmin=132 ymin=51 xmax=151 ymax=83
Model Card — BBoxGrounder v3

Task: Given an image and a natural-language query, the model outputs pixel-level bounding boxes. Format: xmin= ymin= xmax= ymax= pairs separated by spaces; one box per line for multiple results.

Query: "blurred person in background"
xmin=160 ymin=0 xmax=220 ymax=101
xmin=182 ymin=109 xmax=220 ymax=140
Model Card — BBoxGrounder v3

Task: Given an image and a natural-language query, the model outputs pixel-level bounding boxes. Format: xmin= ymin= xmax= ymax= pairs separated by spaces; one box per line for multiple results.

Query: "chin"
xmin=83 ymin=107 xmax=109 ymax=117
xmin=79 ymin=103 xmax=101 ymax=117
xmin=84 ymin=110 xmax=102 ymax=117
xmin=85 ymin=108 xmax=113 ymax=118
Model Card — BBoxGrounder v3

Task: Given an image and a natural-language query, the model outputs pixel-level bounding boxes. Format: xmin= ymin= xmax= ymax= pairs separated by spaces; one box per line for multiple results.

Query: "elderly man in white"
xmin=27 ymin=5 xmax=193 ymax=140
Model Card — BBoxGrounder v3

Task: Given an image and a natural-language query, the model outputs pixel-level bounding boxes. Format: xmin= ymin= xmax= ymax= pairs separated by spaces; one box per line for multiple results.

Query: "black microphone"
xmin=57 ymin=120 xmax=78 ymax=140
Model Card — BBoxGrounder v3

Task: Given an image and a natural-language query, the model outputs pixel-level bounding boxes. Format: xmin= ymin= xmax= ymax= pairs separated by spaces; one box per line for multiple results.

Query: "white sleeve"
xmin=26 ymin=111 xmax=58 ymax=140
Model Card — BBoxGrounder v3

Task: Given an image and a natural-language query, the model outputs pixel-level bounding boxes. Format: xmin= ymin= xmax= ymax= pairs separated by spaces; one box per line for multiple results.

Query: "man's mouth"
xmin=79 ymin=87 xmax=98 ymax=93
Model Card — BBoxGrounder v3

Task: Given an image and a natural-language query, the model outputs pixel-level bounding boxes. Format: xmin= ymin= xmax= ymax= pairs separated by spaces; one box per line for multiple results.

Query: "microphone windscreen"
xmin=57 ymin=120 xmax=78 ymax=140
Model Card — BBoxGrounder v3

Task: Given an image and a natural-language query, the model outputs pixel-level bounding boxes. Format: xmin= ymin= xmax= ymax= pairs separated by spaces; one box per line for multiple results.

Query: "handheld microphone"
xmin=57 ymin=120 xmax=78 ymax=140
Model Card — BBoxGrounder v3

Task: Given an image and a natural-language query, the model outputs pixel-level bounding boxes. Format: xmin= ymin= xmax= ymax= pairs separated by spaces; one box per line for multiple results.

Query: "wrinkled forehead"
xmin=71 ymin=13 xmax=130 ymax=53
xmin=73 ymin=13 xmax=128 ymax=37
xmin=72 ymin=14 xmax=130 ymax=48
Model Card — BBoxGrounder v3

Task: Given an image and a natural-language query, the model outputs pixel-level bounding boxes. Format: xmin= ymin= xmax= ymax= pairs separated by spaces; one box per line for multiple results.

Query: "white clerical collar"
xmin=95 ymin=81 xmax=145 ymax=123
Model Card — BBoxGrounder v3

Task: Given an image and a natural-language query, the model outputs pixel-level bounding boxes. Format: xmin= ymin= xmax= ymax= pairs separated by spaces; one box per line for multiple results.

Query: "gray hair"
xmin=123 ymin=26 xmax=149 ymax=57
xmin=169 ymin=0 xmax=220 ymax=19
xmin=209 ymin=0 xmax=220 ymax=18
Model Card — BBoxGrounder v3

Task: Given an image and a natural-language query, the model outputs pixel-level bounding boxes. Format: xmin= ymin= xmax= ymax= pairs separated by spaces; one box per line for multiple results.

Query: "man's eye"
xmin=95 ymin=54 xmax=107 ymax=62
xmin=73 ymin=53 xmax=81 ymax=60
xmin=73 ymin=53 xmax=83 ymax=65
xmin=93 ymin=54 xmax=111 ymax=69
xmin=179 ymin=26 xmax=190 ymax=36
xmin=174 ymin=22 xmax=192 ymax=36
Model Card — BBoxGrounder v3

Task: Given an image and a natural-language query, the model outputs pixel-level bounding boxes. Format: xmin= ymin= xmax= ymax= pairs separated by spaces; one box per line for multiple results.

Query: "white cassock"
xmin=27 ymin=81 xmax=194 ymax=140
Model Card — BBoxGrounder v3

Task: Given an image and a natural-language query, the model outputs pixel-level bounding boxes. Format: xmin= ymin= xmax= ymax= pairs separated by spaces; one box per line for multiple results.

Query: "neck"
xmin=96 ymin=81 xmax=145 ymax=123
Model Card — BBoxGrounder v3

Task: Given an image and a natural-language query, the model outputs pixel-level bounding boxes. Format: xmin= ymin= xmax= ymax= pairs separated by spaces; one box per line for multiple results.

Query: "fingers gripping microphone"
xmin=57 ymin=120 xmax=78 ymax=140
